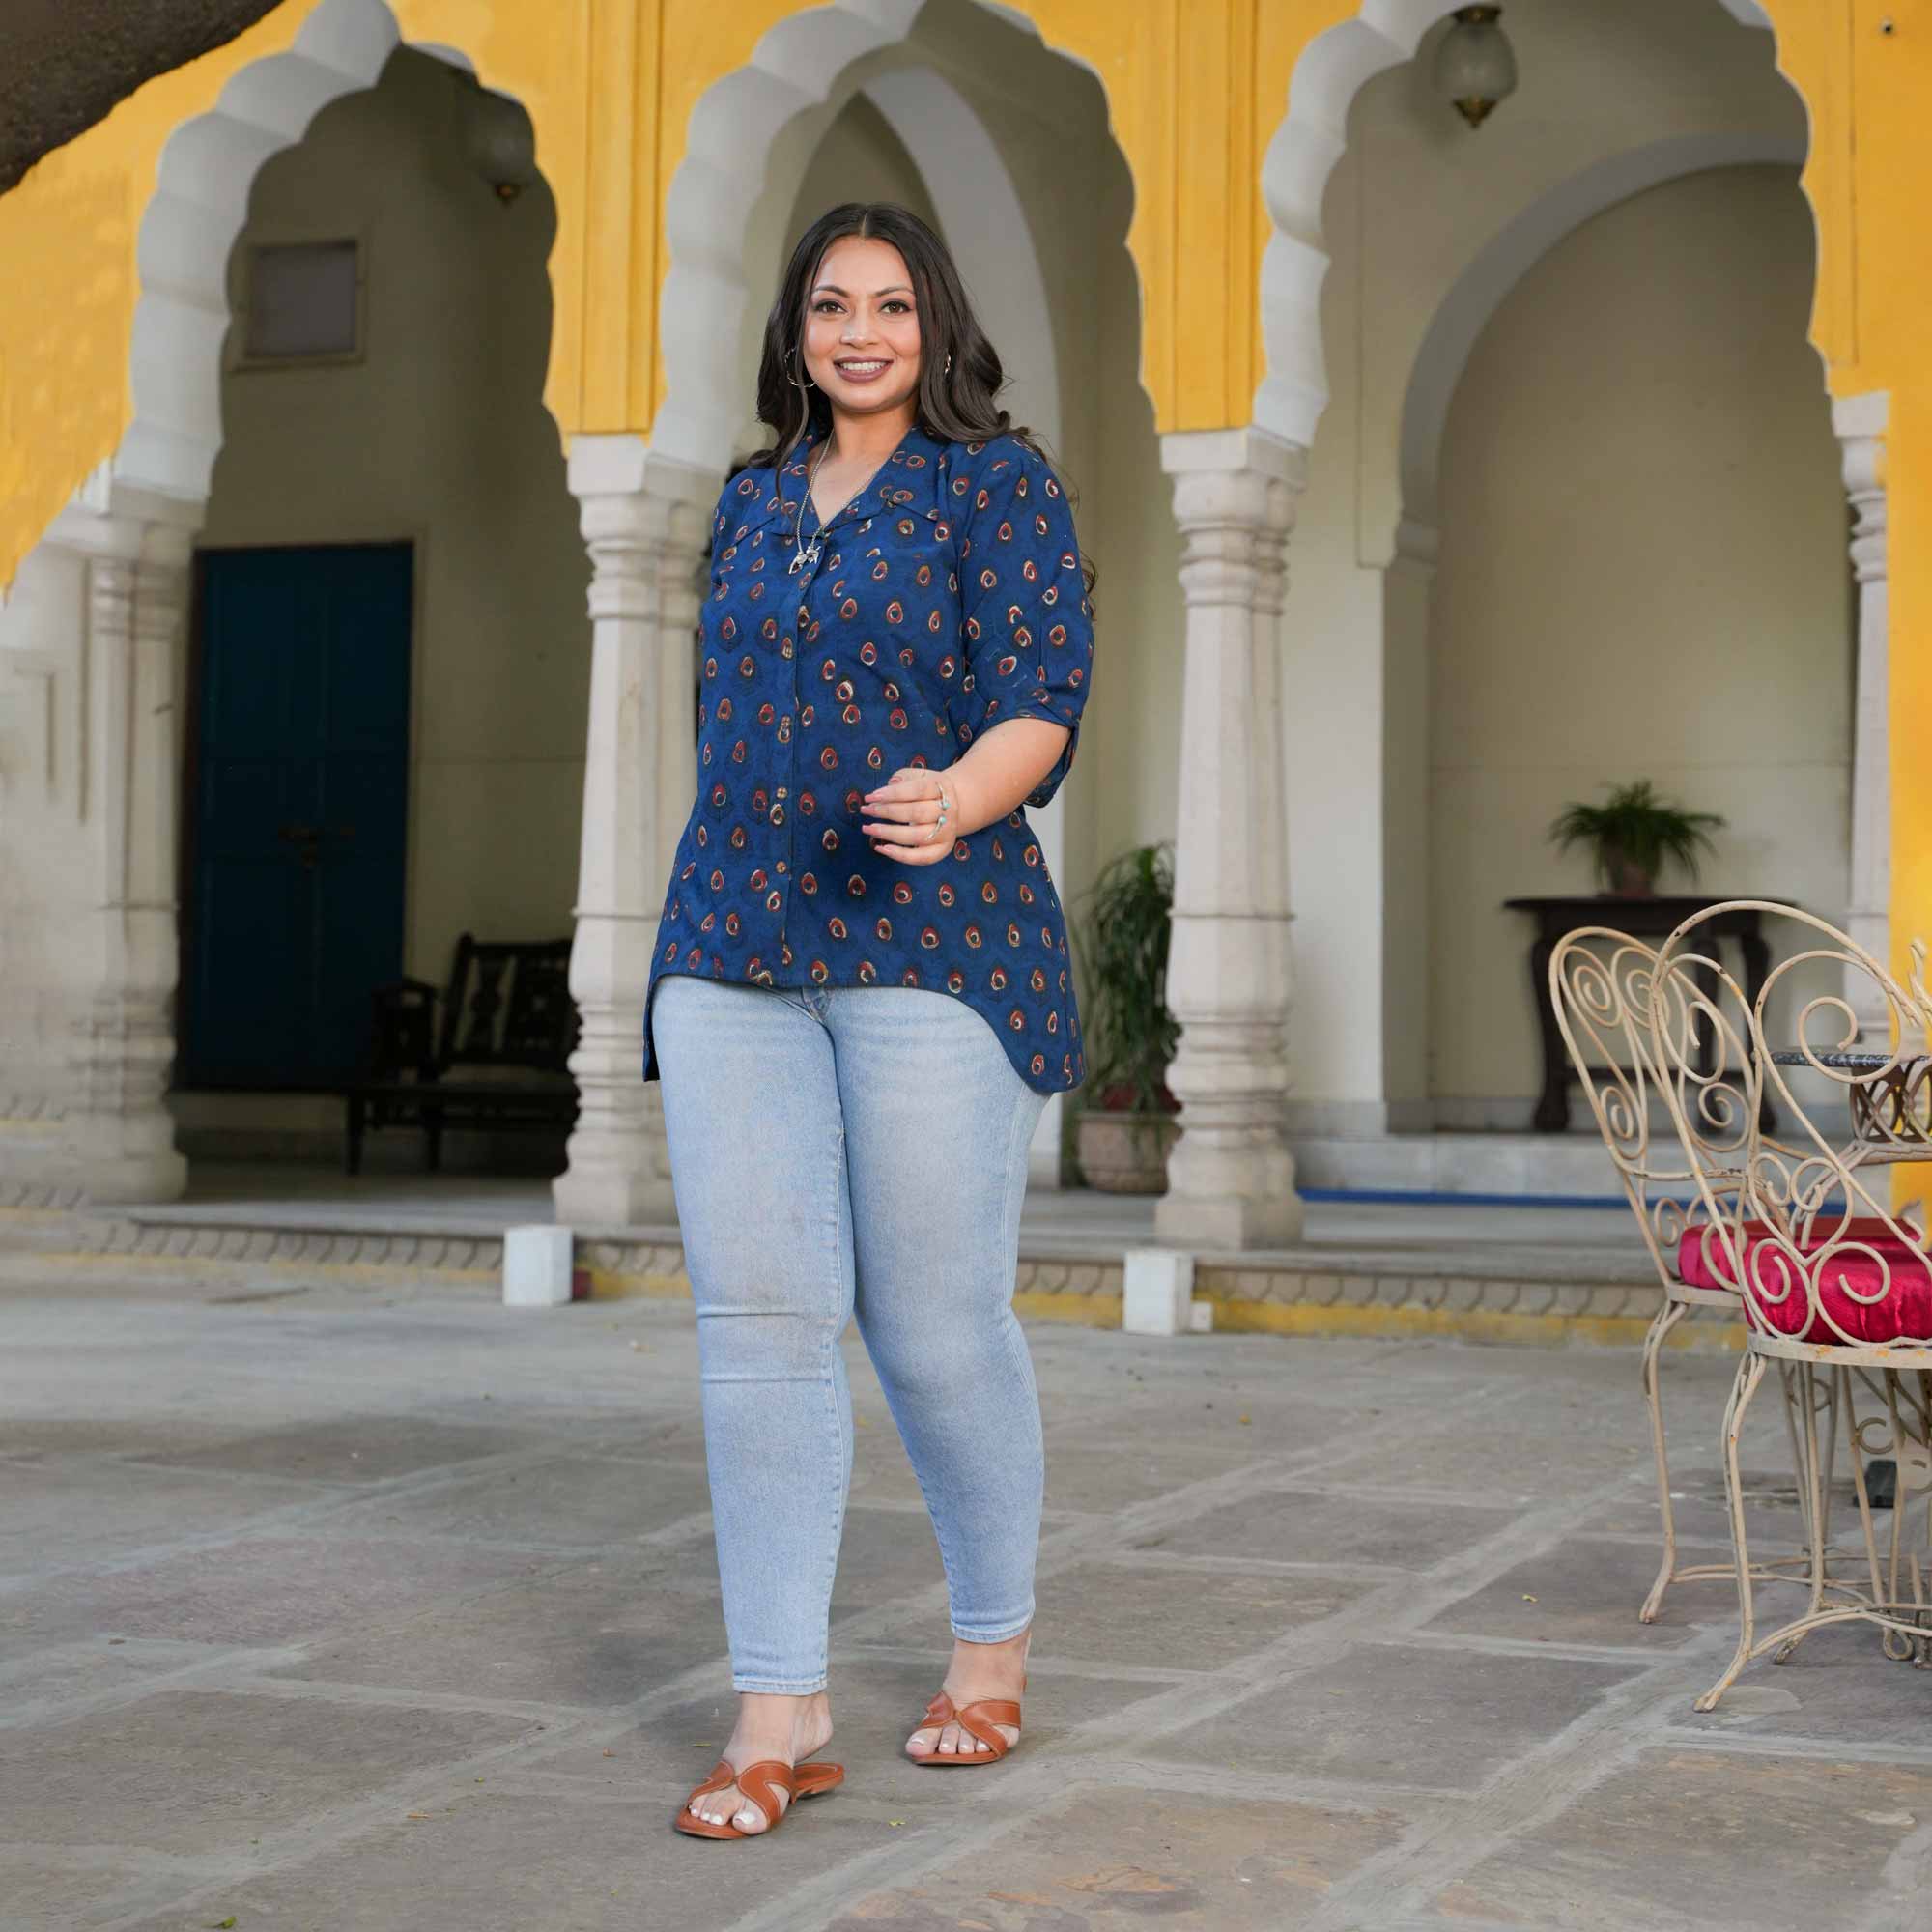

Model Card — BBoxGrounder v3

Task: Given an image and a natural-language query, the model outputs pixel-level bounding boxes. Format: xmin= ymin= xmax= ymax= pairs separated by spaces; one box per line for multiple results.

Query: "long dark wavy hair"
xmin=752 ymin=202 xmax=1045 ymax=468
xmin=751 ymin=202 xmax=1092 ymax=596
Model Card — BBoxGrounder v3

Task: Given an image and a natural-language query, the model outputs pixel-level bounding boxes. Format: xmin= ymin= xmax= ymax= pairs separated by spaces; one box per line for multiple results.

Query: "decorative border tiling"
xmin=0 ymin=1205 xmax=1738 ymax=1349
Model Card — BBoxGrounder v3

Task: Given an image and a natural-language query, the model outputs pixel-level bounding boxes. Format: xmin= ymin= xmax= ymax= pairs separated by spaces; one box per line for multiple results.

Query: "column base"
xmin=552 ymin=1169 xmax=678 ymax=1229
xmin=79 ymin=1146 xmax=188 ymax=1206
xmin=1155 ymin=1167 xmax=1305 ymax=1251
xmin=552 ymin=1104 xmax=677 ymax=1229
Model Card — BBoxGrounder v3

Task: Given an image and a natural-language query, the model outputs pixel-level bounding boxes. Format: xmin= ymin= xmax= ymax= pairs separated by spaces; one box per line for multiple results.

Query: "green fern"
xmin=1549 ymin=780 xmax=1725 ymax=893
xmin=1069 ymin=842 xmax=1180 ymax=1114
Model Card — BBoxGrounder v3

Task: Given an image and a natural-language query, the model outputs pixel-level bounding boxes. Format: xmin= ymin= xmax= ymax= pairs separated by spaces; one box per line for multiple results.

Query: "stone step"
xmin=0 ymin=1196 xmax=1720 ymax=1353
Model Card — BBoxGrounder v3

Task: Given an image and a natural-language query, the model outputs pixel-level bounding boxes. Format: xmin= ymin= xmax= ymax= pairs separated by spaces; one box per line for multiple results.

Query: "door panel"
xmin=184 ymin=543 xmax=412 ymax=1090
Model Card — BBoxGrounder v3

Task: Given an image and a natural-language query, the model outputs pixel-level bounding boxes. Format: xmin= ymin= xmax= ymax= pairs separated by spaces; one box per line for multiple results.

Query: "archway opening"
xmin=1266 ymin=0 xmax=1853 ymax=1190
xmin=1425 ymin=159 xmax=1847 ymax=1134
xmin=174 ymin=43 xmax=586 ymax=1171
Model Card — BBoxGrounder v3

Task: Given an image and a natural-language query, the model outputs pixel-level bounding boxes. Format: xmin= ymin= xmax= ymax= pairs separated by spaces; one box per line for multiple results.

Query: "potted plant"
xmin=1548 ymin=780 xmax=1725 ymax=898
xmin=1070 ymin=842 xmax=1183 ymax=1193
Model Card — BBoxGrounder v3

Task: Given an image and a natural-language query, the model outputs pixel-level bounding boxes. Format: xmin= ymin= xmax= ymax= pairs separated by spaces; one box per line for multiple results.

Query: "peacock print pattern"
xmin=641 ymin=422 xmax=1095 ymax=1095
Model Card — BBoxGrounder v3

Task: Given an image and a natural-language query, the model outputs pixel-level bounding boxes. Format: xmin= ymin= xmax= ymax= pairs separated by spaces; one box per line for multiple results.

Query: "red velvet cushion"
xmin=1675 ymin=1224 xmax=1754 ymax=1293
xmin=1676 ymin=1220 xmax=1890 ymax=1291
xmin=1674 ymin=1222 xmax=1932 ymax=1343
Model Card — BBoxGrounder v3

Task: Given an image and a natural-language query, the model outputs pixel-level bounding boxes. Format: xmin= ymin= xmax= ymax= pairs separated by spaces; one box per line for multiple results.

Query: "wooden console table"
xmin=1505 ymin=896 xmax=1777 ymax=1134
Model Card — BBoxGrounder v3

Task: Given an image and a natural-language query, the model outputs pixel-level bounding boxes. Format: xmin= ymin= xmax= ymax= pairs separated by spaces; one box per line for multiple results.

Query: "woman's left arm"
xmin=862 ymin=440 xmax=1093 ymax=866
xmin=862 ymin=718 xmax=1069 ymax=865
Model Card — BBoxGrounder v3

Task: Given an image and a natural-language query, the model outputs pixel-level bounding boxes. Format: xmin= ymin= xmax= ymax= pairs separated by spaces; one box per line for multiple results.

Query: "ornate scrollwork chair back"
xmin=1648 ymin=907 xmax=1932 ymax=1350
xmin=1733 ymin=919 xmax=1932 ymax=1353
xmin=1550 ymin=929 xmax=1754 ymax=1287
xmin=1638 ymin=920 xmax=1787 ymax=1299
xmin=1650 ymin=904 xmax=1932 ymax=1708
xmin=1549 ymin=927 xmax=1782 ymax=1623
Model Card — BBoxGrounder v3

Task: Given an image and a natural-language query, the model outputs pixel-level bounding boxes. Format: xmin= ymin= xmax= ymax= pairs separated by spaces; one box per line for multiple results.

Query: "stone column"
xmin=60 ymin=477 xmax=199 ymax=1203
xmin=1835 ymin=392 xmax=1889 ymax=1031
xmin=553 ymin=436 xmax=717 ymax=1228
xmin=1154 ymin=428 xmax=1307 ymax=1250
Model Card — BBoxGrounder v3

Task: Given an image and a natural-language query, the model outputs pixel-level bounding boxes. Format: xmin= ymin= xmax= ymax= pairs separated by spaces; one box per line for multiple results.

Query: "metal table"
xmin=1769 ymin=1049 xmax=1932 ymax=1162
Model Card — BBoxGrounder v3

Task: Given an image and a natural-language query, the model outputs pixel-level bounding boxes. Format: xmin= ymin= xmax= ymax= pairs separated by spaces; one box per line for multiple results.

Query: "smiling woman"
xmin=651 ymin=200 xmax=1094 ymax=1843
xmin=753 ymin=203 xmax=1059 ymax=488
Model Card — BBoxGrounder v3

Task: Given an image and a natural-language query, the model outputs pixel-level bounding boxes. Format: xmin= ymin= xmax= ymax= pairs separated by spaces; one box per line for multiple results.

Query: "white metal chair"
xmin=1647 ymin=902 xmax=1932 ymax=1709
xmin=1551 ymin=926 xmax=1842 ymax=1623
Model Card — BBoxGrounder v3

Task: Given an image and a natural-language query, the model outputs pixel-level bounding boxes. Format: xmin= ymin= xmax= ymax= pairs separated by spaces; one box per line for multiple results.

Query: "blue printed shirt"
xmin=641 ymin=421 xmax=1095 ymax=1094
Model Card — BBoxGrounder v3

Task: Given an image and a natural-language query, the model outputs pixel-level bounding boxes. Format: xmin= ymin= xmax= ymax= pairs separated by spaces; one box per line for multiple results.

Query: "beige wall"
xmin=195 ymin=47 xmax=588 ymax=1009
xmin=787 ymin=95 xmax=943 ymax=260
xmin=1429 ymin=163 xmax=1849 ymax=1114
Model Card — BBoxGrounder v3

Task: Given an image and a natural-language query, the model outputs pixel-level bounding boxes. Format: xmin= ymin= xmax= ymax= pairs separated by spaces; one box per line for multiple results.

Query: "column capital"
xmin=1831 ymin=387 xmax=1889 ymax=448
xmin=568 ymin=432 xmax=717 ymax=515
xmin=1158 ymin=424 xmax=1308 ymax=490
xmin=43 ymin=463 xmax=203 ymax=565
xmin=1160 ymin=429 xmax=1306 ymax=545
xmin=569 ymin=435 xmax=719 ymax=621
xmin=1161 ymin=427 xmax=1306 ymax=620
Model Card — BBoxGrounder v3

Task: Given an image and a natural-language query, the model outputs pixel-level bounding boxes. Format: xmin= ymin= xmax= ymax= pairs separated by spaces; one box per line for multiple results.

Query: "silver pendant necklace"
xmin=790 ymin=444 xmax=829 ymax=575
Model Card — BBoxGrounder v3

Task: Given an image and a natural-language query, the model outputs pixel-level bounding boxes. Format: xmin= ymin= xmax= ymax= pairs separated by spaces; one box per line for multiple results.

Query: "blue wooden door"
xmin=183 ymin=544 xmax=413 ymax=1090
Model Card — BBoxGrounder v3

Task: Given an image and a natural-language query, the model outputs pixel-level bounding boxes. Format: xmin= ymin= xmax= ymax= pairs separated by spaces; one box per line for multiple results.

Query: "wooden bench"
xmin=345 ymin=933 xmax=580 ymax=1175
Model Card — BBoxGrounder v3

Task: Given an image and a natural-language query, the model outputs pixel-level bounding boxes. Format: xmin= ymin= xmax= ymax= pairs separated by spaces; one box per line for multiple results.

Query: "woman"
xmin=647 ymin=203 xmax=1094 ymax=1842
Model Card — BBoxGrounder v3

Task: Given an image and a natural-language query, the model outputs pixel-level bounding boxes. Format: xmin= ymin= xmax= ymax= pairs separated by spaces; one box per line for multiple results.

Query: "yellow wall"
xmin=8 ymin=0 xmax=1236 ymax=584
xmin=0 ymin=0 xmax=1928 ymax=1026
xmin=0 ymin=0 xmax=1896 ymax=534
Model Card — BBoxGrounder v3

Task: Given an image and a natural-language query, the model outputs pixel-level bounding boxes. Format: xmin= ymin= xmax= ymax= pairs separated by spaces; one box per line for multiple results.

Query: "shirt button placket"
xmin=782 ymin=531 xmax=822 ymax=963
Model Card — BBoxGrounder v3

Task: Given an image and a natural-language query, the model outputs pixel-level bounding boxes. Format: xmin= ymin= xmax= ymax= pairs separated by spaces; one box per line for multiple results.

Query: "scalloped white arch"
xmin=861 ymin=68 xmax=1063 ymax=451
xmin=1253 ymin=0 xmax=1781 ymax=447
xmin=652 ymin=0 xmax=1113 ymax=471
xmin=1398 ymin=131 xmax=1805 ymax=525
xmin=119 ymin=0 xmax=492 ymax=502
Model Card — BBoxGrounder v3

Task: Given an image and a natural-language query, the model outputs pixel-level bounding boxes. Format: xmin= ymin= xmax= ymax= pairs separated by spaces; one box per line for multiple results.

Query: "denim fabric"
xmin=640 ymin=423 xmax=1094 ymax=1098
xmin=651 ymin=969 xmax=1049 ymax=1694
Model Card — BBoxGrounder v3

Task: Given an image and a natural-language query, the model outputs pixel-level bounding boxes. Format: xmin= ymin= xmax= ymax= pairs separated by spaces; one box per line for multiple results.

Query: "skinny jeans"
xmin=649 ymin=971 xmax=1048 ymax=1693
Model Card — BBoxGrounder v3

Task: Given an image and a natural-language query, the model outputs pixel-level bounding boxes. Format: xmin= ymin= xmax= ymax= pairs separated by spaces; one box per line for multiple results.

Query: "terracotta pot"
xmin=1602 ymin=848 xmax=1656 ymax=898
xmin=1076 ymin=1108 xmax=1180 ymax=1194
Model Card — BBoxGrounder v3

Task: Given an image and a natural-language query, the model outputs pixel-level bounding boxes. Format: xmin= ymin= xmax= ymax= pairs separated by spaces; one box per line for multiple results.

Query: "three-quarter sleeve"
xmin=954 ymin=440 xmax=1094 ymax=810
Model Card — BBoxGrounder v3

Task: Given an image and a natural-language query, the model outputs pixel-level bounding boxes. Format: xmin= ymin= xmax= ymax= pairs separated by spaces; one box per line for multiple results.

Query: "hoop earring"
xmin=943 ymin=353 xmax=952 ymax=377
xmin=785 ymin=347 xmax=815 ymax=391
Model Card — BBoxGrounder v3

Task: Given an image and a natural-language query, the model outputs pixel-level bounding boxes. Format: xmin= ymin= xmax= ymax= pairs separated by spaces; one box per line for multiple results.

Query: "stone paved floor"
xmin=4 ymin=1268 xmax=1930 ymax=1931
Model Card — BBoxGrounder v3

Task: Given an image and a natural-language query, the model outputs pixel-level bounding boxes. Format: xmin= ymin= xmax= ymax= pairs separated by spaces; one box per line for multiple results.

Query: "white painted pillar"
xmin=1379 ymin=516 xmax=1438 ymax=1131
xmin=1154 ymin=427 xmax=1306 ymax=1250
xmin=54 ymin=474 xmax=200 ymax=1203
xmin=553 ymin=436 xmax=716 ymax=1228
xmin=1835 ymin=392 xmax=1889 ymax=1032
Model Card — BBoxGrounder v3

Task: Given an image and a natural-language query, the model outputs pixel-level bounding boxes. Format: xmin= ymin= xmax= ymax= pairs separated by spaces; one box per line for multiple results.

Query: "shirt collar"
xmin=720 ymin=419 xmax=953 ymax=551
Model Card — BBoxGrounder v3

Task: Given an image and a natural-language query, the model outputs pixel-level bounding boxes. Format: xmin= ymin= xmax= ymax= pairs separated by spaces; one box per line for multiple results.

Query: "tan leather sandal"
xmin=907 ymin=1684 xmax=1024 ymax=1767
xmin=672 ymin=1756 xmax=844 ymax=1839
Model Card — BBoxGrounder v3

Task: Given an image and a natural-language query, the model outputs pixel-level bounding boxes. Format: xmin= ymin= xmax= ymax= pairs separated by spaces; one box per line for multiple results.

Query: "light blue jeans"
xmin=650 ymin=973 xmax=1050 ymax=1694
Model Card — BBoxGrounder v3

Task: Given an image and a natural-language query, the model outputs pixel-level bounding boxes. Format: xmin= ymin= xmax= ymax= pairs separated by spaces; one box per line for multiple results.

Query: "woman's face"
xmin=801 ymin=236 xmax=923 ymax=422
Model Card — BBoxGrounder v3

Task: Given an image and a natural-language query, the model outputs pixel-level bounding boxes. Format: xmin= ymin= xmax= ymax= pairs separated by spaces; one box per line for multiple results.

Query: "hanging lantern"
xmin=463 ymin=77 xmax=539 ymax=204
xmin=1433 ymin=5 xmax=1518 ymax=129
